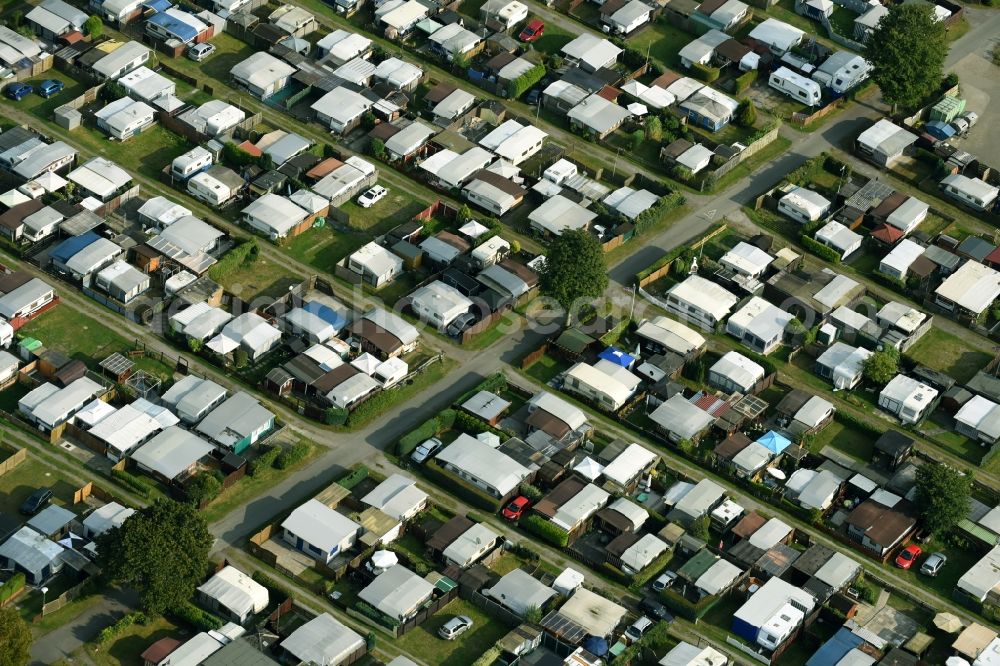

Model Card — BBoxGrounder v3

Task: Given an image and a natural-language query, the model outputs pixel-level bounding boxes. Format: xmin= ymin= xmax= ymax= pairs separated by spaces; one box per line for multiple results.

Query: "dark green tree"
xmin=369 ymin=138 xmax=385 ymax=160
xmin=185 ymin=473 xmax=222 ymax=506
xmin=456 ymin=204 xmax=474 ymax=224
xmin=864 ymin=3 xmax=947 ymax=112
xmin=0 ymin=607 xmax=30 ymax=666
xmin=96 ymin=500 xmax=213 ymax=615
xmin=539 ymin=229 xmax=608 ymax=322
xmin=689 ymin=515 xmax=710 ymax=540
xmin=84 ymin=15 xmax=103 ymax=38
xmin=862 ymin=347 xmax=899 ymax=385
xmin=735 ymin=99 xmax=757 ymax=128
xmin=233 ymin=348 xmax=249 ymax=369
xmin=915 ymin=464 xmax=970 ymax=536
xmin=644 ymin=115 xmax=662 ymax=141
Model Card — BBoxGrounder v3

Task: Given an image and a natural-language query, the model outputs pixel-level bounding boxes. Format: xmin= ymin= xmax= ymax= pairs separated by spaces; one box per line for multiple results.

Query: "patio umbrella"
xmin=946 ymin=658 xmax=970 ymax=666
xmin=371 ymin=550 xmax=398 ymax=569
xmin=627 ymin=102 xmax=648 ymax=116
xmin=934 ymin=612 xmax=965 ymax=633
xmin=477 ymin=432 xmax=501 ymax=448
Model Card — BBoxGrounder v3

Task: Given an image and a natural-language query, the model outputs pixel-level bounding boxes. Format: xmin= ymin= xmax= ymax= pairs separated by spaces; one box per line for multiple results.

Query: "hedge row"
xmin=207 ymin=238 xmax=259 ymax=282
xmin=455 ymin=373 xmax=507 ymax=406
xmin=397 ymin=416 xmax=443 ymax=457
xmin=628 ymin=549 xmax=674 ymax=590
xmin=171 ymin=602 xmax=223 ymax=632
xmin=251 ymin=570 xmax=294 ymax=602
xmin=521 ymin=514 xmax=569 ymax=548
xmin=338 ymin=466 xmax=369 ymax=490
xmin=507 ymin=63 xmax=546 ymax=99
xmin=635 ymin=220 xmax=724 ymax=283
xmin=833 ymin=410 xmax=883 ymax=437
xmin=111 ymin=468 xmax=153 ymax=498
xmin=660 ymin=586 xmax=723 ymax=621
xmin=800 ymin=234 xmax=842 ymax=264
xmin=734 ymin=69 xmax=757 ymax=94
xmin=423 ymin=460 xmax=503 ymax=512
xmin=275 ymin=440 xmax=311 ymax=470
xmin=453 ymin=410 xmax=507 ymax=440
xmin=0 ymin=573 xmax=25 ymax=605
xmin=691 ymin=62 xmax=720 ymax=83
xmin=249 ymin=445 xmax=281 ymax=477
xmin=98 ymin=611 xmax=147 ymax=644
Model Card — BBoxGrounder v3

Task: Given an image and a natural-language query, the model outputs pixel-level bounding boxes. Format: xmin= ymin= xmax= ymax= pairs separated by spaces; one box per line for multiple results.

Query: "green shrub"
xmin=800 ymin=234 xmax=842 ymax=263
xmin=111 ymin=468 xmax=152 ymax=498
xmin=275 ymin=440 xmax=311 ymax=470
xmin=356 ymin=600 xmax=399 ymax=628
xmin=0 ymin=573 xmax=25 ymax=604
xmin=251 ymin=570 xmax=293 ymax=601
xmin=507 ymin=63 xmax=546 ymax=99
xmin=185 ymin=472 xmax=222 ymax=506
xmin=98 ymin=611 xmax=146 ymax=644
xmin=337 ymin=466 xmax=370 ymax=490
xmin=208 ymin=239 xmax=260 ymax=281
xmin=453 ymin=411 xmax=507 ymax=439
xmin=397 ymin=417 xmax=440 ymax=456
xmin=521 ymin=514 xmax=569 ymax=548
xmin=519 ymin=483 xmax=544 ymax=502
xmin=171 ymin=602 xmax=223 ymax=632
xmin=691 ymin=62 xmax=720 ymax=83
xmin=734 ymin=69 xmax=757 ymax=94
xmin=629 ymin=549 xmax=674 ymax=590
xmin=323 ymin=407 xmax=349 ymax=425
xmin=249 ymin=445 xmax=281 ymax=476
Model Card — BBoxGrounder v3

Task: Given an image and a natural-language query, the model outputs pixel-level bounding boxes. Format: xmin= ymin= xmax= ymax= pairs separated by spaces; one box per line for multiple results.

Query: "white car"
xmin=187 ymin=43 xmax=216 ymax=62
xmin=358 ymin=185 xmax=388 ymax=208
xmin=411 ymin=437 xmax=442 ymax=464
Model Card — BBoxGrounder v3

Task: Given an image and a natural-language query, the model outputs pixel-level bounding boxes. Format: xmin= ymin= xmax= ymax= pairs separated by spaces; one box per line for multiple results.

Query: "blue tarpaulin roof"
xmin=146 ymin=11 xmax=199 ymax=42
xmin=925 ymin=120 xmax=955 ymax=140
xmin=598 ymin=347 xmax=635 ymax=368
xmin=757 ymin=430 xmax=791 ymax=455
xmin=303 ymin=301 xmax=348 ymax=332
xmin=805 ymin=628 xmax=864 ymax=666
xmin=51 ymin=231 xmax=100 ymax=265
xmin=141 ymin=0 xmax=172 ymax=12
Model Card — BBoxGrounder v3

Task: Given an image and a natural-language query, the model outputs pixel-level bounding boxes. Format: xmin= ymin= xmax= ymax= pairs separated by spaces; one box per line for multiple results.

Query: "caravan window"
xmin=797 ymin=91 xmax=807 ymax=99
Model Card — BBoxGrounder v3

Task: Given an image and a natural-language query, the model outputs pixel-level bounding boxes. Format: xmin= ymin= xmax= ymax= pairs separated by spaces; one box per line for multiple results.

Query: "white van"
xmin=769 ymin=66 xmax=822 ymax=106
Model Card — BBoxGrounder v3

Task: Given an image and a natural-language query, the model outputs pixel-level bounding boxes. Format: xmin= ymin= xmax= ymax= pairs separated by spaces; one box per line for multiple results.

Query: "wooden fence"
xmin=635 ymin=223 xmax=729 ymax=289
xmin=791 ymin=99 xmax=844 ymax=127
xmin=56 ymin=84 xmax=103 ymax=112
xmin=73 ymin=481 xmax=121 ymax=506
xmin=0 ymin=445 xmax=26 ymax=478
xmin=520 ymin=342 xmax=549 ymax=370
xmin=712 ymin=124 xmax=782 ymax=179
xmin=40 ymin=579 xmax=89 ymax=617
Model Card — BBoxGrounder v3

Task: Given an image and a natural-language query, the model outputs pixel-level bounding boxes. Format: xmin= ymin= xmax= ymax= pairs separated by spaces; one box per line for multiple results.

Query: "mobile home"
xmin=769 ymin=66 xmax=821 ymax=106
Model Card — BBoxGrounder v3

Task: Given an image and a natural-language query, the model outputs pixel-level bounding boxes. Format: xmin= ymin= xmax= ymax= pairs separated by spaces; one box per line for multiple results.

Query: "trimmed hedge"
xmin=171 ymin=602 xmax=223 ymax=632
xmin=397 ymin=417 xmax=441 ymax=457
xmin=249 ymin=445 xmax=281 ymax=476
xmin=111 ymin=468 xmax=152 ymax=498
xmin=800 ymin=234 xmax=842 ymax=264
xmin=833 ymin=410 xmax=883 ymax=436
xmin=507 ymin=63 xmax=546 ymax=99
xmin=734 ymin=69 xmax=757 ymax=94
xmin=98 ymin=611 xmax=146 ymax=644
xmin=660 ymin=586 xmax=723 ymax=621
xmin=424 ymin=460 xmax=503 ymax=512
xmin=453 ymin=411 xmax=507 ymax=439
xmin=251 ymin=570 xmax=294 ymax=602
xmin=629 ymin=549 xmax=674 ymax=590
xmin=521 ymin=514 xmax=569 ymax=548
xmin=691 ymin=62 xmax=720 ymax=83
xmin=635 ymin=220 xmax=724 ymax=284
xmin=0 ymin=572 xmax=25 ymax=605
xmin=208 ymin=239 xmax=259 ymax=281
xmin=338 ymin=466 xmax=369 ymax=490
xmin=275 ymin=440 xmax=311 ymax=470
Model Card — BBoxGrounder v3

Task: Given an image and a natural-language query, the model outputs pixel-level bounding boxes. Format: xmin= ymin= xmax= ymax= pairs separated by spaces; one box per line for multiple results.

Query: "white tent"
xmin=627 ymin=102 xmax=648 ymax=116
xmin=459 ymin=220 xmax=490 ymax=239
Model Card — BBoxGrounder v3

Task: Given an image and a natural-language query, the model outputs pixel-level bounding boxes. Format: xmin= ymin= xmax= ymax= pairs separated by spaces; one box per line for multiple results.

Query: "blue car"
xmin=4 ymin=82 xmax=32 ymax=101
xmin=37 ymin=79 xmax=64 ymax=98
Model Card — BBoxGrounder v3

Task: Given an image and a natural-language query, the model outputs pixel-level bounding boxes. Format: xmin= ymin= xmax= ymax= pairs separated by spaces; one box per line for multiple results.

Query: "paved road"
xmin=28 ymin=588 xmax=137 ymax=666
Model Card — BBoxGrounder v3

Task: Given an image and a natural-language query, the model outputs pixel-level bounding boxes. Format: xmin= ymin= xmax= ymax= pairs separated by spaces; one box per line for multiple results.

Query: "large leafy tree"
xmin=915 ymin=464 xmax=970 ymax=536
xmin=539 ymin=229 xmax=608 ymax=322
xmin=96 ymin=500 xmax=213 ymax=615
xmin=862 ymin=347 xmax=899 ymax=385
xmin=0 ymin=607 xmax=31 ymax=666
xmin=864 ymin=4 xmax=948 ymax=112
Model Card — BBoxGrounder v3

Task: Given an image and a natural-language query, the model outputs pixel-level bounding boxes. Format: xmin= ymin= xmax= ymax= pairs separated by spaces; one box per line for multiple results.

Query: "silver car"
xmin=438 ymin=615 xmax=473 ymax=640
xmin=411 ymin=437 xmax=442 ymax=464
xmin=920 ymin=552 xmax=947 ymax=577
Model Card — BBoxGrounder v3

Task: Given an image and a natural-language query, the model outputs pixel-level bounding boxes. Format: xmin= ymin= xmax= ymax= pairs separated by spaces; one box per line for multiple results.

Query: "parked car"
xmin=37 ymin=80 xmax=64 ymax=98
xmin=519 ymin=19 xmax=544 ymax=42
xmin=358 ymin=185 xmax=388 ymax=208
xmin=411 ymin=437 xmax=443 ymax=464
xmin=5 ymin=83 xmax=33 ymax=101
xmin=895 ymin=544 xmax=922 ymax=570
xmin=624 ymin=616 xmax=654 ymax=643
xmin=502 ymin=496 xmax=531 ymax=520
xmin=20 ymin=488 xmax=52 ymax=515
xmin=920 ymin=552 xmax=947 ymax=577
xmin=639 ymin=597 xmax=673 ymax=622
xmin=187 ymin=43 xmax=216 ymax=61
xmin=525 ymin=88 xmax=541 ymax=106
xmin=438 ymin=615 xmax=473 ymax=640
xmin=446 ymin=312 xmax=477 ymax=337
xmin=651 ymin=571 xmax=677 ymax=592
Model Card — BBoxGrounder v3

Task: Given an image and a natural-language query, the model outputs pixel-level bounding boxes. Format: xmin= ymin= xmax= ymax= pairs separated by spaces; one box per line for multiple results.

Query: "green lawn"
xmin=153 ymin=32 xmax=257 ymax=88
xmin=463 ymin=311 xmax=522 ymax=350
xmin=54 ymin=119 xmax=192 ymax=182
xmin=5 ymin=70 xmax=88 ymax=122
xmin=283 ymin=224 xmax=370 ymax=274
xmin=809 ymin=419 xmax=873 ymax=461
xmin=530 ymin=22 xmax=575 ymax=56
xmin=390 ymin=533 xmax=437 ymax=571
xmin=19 ymin=307 xmax=127 ymax=364
xmin=875 ymin=535 xmax=980 ymax=605
xmin=0 ymin=455 xmax=78 ymax=516
xmin=828 ymin=6 xmax=855 ymax=37
xmin=906 ymin=327 xmax=992 ymax=385
xmin=85 ymin=615 xmax=181 ymax=666
xmin=394 ymin=598 xmax=513 ymax=666
xmin=626 ymin=21 xmax=692 ymax=71
xmin=341 ymin=193 xmax=429 ymax=231
xmin=523 ymin=353 xmax=566 ymax=385
xmin=340 ymin=357 xmax=458 ymax=430
xmin=214 ymin=254 xmax=304 ymax=302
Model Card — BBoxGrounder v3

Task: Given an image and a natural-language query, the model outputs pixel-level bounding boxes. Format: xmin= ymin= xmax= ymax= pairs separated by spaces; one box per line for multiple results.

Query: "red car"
xmin=895 ymin=544 xmax=922 ymax=570
xmin=503 ymin=496 xmax=530 ymax=520
xmin=519 ymin=19 xmax=544 ymax=42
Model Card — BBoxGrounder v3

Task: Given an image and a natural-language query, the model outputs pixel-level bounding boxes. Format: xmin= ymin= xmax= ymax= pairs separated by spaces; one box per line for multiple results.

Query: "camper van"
xmin=812 ymin=54 xmax=872 ymax=95
xmin=171 ymin=147 xmax=213 ymax=181
xmin=769 ymin=66 xmax=822 ymax=106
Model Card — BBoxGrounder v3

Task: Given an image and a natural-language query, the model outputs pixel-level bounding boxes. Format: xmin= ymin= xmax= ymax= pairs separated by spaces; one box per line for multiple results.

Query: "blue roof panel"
xmin=141 ymin=0 xmax=172 ymax=12
xmin=805 ymin=628 xmax=864 ymax=666
xmin=51 ymin=231 xmax=100 ymax=265
xmin=598 ymin=346 xmax=635 ymax=368
xmin=757 ymin=430 xmax=792 ymax=455
xmin=146 ymin=11 xmax=198 ymax=42
xmin=303 ymin=301 xmax=349 ymax=332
